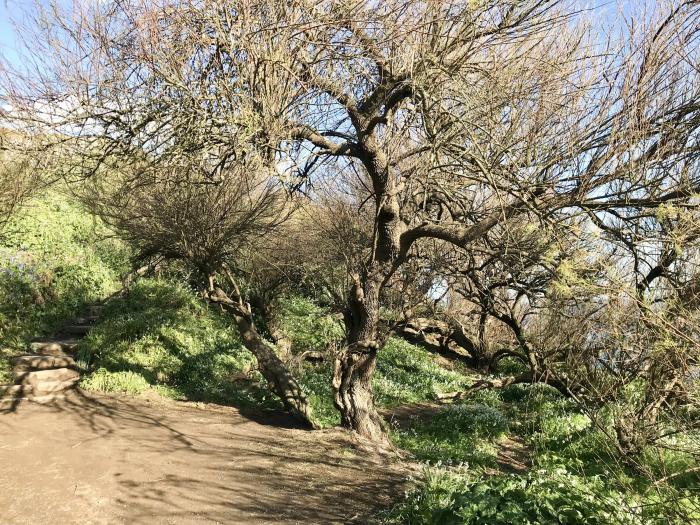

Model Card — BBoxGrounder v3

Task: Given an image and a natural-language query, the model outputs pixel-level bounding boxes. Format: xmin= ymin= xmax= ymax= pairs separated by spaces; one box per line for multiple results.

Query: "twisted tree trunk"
xmin=332 ymin=343 xmax=384 ymax=439
xmin=250 ymin=295 xmax=293 ymax=359
xmin=209 ymin=285 xmax=317 ymax=429
xmin=333 ymin=270 xmax=386 ymax=440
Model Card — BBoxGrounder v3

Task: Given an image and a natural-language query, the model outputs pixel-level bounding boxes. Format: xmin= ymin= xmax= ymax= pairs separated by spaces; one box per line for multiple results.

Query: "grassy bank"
xmin=0 ymin=190 xmax=127 ymax=381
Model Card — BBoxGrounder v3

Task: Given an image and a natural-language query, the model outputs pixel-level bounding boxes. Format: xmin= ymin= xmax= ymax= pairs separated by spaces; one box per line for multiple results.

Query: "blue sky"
xmin=0 ymin=0 xmax=43 ymax=66
xmin=0 ymin=0 xmax=642 ymax=68
xmin=0 ymin=1 xmax=20 ymax=65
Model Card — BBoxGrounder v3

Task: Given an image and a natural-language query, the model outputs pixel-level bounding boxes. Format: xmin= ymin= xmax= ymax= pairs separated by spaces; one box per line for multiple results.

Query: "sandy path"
xmin=0 ymin=391 xmax=407 ymax=525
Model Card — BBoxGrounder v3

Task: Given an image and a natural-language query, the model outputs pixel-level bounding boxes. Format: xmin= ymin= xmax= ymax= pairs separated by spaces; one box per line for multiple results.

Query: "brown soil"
xmin=0 ymin=390 xmax=408 ymax=525
xmin=493 ymin=435 xmax=531 ymax=473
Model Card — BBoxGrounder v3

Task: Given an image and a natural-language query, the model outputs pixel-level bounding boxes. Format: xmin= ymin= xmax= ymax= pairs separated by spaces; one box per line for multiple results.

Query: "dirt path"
xmin=0 ymin=391 xmax=408 ymax=525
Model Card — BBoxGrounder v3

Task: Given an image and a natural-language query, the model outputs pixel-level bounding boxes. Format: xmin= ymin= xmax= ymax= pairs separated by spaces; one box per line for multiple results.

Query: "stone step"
xmin=30 ymin=393 xmax=67 ymax=404
xmin=86 ymin=305 xmax=105 ymax=317
xmin=62 ymin=325 xmax=92 ymax=336
xmin=0 ymin=397 xmax=24 ymax=409
xmin=29 ymin=339 xmax=81 ymax=356
xmin=18 ymin=368 xmax=80 ymax=389
xmin=72 ymin=315 xmax=99 ymax=326
xmin=0 ymin=392 xmax=65 ymax=409
xmin=0 ymin=384 xmax=33 ymax=410
xmin=31 ymin=378 xmax=79 ymax=395
xmin=11 ymin=354 xmax=76 ymax=373
xmin=0 ymin=384 xmax=33 ymax=397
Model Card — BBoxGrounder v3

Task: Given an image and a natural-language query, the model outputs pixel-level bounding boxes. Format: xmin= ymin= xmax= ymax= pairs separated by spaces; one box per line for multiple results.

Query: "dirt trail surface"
xmin=0 ymin=391 xmax=408 ymax=525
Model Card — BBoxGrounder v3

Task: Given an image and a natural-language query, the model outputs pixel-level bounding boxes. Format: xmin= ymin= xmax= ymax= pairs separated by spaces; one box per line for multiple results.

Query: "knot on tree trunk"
xmin=348 ymin=339 xmax=380 ymax=354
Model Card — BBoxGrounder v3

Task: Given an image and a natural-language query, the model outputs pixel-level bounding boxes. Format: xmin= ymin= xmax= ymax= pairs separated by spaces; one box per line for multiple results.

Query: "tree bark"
xmin=209 ymin=286 xmax=317 ymax=429
xmin=332 ymin=343 xmax=385 ymax=440
xmin=250 ymin=296 xmax=293 ymax=359
xmin=394 ymin=317 xmax=480 ymax=367
xmin=333 ymin=269 xmax=386 ymax=439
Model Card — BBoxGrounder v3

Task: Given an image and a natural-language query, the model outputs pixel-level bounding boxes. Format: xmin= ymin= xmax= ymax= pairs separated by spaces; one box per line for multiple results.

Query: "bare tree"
xmin=3 ymin=0 xmax=699 ymax=441
xmin=79 ymin=159 xmax=319 ymax=427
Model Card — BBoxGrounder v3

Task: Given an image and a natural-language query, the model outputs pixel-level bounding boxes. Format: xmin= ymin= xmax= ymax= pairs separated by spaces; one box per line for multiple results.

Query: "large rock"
xmin=11 ymin=355 xmax=76 ymax=373
xmin=19 ymin=368 xmax=80 ymax=389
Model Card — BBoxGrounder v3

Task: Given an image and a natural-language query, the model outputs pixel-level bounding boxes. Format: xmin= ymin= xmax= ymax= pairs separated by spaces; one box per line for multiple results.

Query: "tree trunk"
xmin=332 ymin=343 xmax=384 ymax=440
xmin=394 ymin=317 xmax=479 ymax=367
xmin=332 ymin=127 xmax=404 ymax=439
xmin=250 ymin=295 xmax=293 ymax=359
xmin=333 ymin=270 xmax=386 ymax=439
xmin=209 ymin=287 xmax=317 ymax=429
xmin=265 ymin=315 xmax=293 ymax=359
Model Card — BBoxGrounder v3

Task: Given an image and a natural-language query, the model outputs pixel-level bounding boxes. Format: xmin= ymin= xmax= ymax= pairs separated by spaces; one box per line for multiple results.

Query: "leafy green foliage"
xmin=0 ymin=190 xmax=128 ymax=349
xmin=386 ymin=466 xmax=647 ymax=525
xmin=391 ymin=403 xmax=509 ymax=466
xmin=276 ymin=296 xmax=344 ymax=354
xmin=295 ymin=336 xmax=476 ymax=428
xmin=387 ymin=382 xmax=700 ymax=524
xmin=0 ymin=346 xmax=15 ymax=383
xmin=78 ymin=278 xmax=279 ymax=409
xmin=258 ymin=299 xmax=474 ymax=427
xmin=81 ymin=368 xmax=153 ymax=395
xmin=297 ymin=361 xmax=341 ymax=427
xmin=375 ymin=338 xmax=474 ymax=407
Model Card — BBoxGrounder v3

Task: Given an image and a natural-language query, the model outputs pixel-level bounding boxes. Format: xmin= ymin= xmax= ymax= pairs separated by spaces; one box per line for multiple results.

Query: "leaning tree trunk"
xmin=250 ymin=295 xmax=293 ymax=359
xmin=209 ymin=286 xmax=317 ymax=429
xmin=332 ymin=271 xmax=386 ymax=440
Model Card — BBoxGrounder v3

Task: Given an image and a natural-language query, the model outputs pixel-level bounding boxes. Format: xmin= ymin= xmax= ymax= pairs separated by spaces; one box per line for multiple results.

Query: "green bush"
xmin=0 ymin=190 xmax=127 ymax=349
xmin=78 ymin=278 xmax=278 ymax=409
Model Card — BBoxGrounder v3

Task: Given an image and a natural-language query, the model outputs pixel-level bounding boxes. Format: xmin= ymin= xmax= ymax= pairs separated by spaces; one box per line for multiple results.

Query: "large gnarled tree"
xmin=3 ymin=0 xmax=699 ymax=440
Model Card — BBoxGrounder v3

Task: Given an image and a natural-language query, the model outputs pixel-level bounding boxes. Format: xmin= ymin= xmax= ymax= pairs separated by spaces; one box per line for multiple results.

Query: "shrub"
xmin=78 ymin=278 xmax=278 ymax=408
xmin=0 ymin=191 xmax=127 ymax=348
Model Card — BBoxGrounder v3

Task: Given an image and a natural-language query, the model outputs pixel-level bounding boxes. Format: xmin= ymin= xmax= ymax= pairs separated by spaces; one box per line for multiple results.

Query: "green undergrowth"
xmin=78 ymin=288 xmax=475 ymax=427
xmin=387 ymin=465 xmax=651 ymax=525
xmin=77 ymin=278 xmax=279 ymax=409
xmin=0 ymin=190 xmax=127 ymax=354
xmin=276 ymin=295 xmax=344 ymax=353
xmin=279 ymin=297 xmax=473 ymax=426
xmin=385 ymin=384 xmax=700 ymax=524
xmin=0 ymin=346 xmax=15 ymax=383
xmin=390 ymin=402 xmax=509 ymax=467
xmin=297 ymin=333 xmax=475 ymax=428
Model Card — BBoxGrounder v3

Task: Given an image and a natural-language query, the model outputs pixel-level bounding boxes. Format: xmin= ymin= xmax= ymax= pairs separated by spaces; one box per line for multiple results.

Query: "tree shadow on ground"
xmin=0 ymin=389 xmax=409 ymax=524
